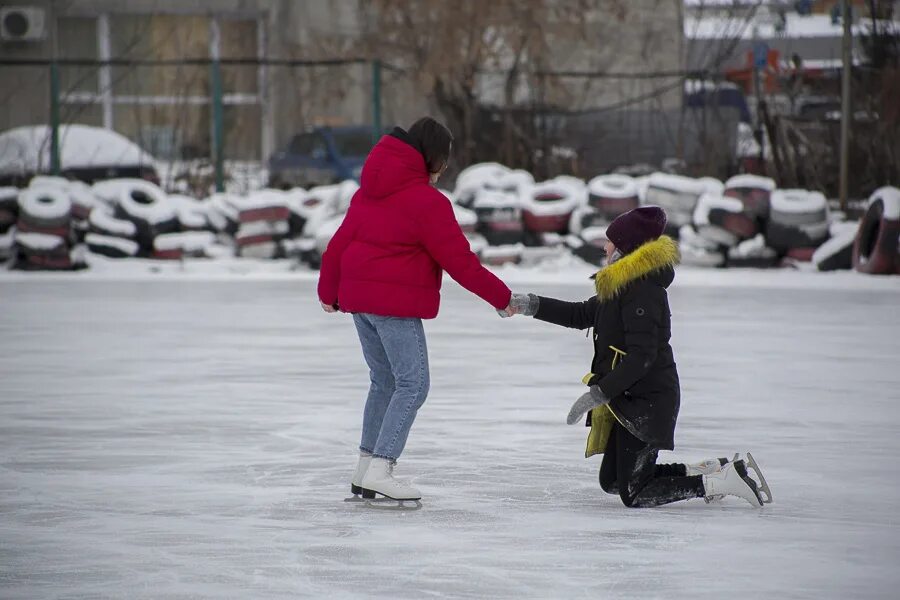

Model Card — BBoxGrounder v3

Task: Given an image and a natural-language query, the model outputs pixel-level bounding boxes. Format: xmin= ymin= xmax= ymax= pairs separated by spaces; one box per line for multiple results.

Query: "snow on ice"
xmin=0 ymin=266 xmax=898 ymax=599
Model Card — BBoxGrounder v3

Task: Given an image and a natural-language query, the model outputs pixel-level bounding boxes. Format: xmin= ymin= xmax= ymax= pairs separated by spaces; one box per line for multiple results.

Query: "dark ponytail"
xmin=407 ymin=117 xmax=453 ymax=173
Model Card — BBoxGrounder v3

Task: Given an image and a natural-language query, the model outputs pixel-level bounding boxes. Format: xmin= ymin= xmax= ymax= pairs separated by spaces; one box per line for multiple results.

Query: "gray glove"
xmin=567 ymin=385 xmax=610 ymax=425
xmin=498 ymin=293 xmax=540 ymax=318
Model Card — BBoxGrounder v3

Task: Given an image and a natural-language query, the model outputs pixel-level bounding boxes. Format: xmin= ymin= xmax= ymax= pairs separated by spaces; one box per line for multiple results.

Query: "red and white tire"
xmin=853 ymin=186 xmax=900 ymax=275
xmin=17 ymin=186 xmax=72 ymax=232
xmin=522 ymin=180 xmax=581 ymax=234
xmin=587 ymin=174 xmax=639 ymax=222
xmin=723 ymin=174 xmax=776 ymax=219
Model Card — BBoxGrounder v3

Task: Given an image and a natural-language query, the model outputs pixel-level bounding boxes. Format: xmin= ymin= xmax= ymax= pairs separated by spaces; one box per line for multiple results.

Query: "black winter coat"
xmin=534 ymin=236 xmax=681 ymax=449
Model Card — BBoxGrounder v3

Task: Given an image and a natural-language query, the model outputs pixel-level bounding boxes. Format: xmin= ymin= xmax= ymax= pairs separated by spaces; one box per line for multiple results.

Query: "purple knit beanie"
xmin=606 ymin=206 xmax=667 ymax=254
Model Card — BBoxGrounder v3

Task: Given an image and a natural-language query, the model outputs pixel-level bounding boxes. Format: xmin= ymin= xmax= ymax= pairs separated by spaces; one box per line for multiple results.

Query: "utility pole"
xmin=371 ymin=59 xmax=382 ymax=145
xmin=49 ymin=10 xmax=60 ymax=175
xmin=839 ymin=0 xmax=852 ymax=212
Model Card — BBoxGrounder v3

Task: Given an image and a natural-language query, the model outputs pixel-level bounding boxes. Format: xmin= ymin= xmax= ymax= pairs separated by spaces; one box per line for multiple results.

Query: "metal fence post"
xmin=372 ymin=59 xmax=382 ymax=143
xmin=210 ymin=18 xmax=225 ymax=193
xmin=50 ymin=59 xmax=61 ymax=175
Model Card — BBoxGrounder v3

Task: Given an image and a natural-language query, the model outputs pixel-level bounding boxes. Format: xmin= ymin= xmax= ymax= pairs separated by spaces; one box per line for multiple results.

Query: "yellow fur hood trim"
xmin=594 ymin=235 xmax=680 ymax=301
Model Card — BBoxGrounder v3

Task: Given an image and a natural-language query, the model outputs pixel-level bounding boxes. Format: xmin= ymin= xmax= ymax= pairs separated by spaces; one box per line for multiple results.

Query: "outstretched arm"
xmin=531 ymin=295 xmax=598 ymax=330
xmin=419 ymin=194 xmax=511 ymax=310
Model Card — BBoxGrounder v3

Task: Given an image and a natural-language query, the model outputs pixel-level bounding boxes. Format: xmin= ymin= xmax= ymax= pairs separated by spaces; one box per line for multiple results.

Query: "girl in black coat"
xmin=504 ymin=206 xmax=771 ymax=508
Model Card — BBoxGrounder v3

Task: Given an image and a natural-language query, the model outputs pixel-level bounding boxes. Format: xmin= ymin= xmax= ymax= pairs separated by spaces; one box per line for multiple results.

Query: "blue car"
xmin=268 ymin=126 xmax=384 ymax=189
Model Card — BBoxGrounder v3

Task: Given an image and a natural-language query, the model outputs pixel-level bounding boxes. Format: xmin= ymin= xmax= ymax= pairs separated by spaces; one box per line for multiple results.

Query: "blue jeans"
xmin=352 ymin=313 xmax=430 ymax=461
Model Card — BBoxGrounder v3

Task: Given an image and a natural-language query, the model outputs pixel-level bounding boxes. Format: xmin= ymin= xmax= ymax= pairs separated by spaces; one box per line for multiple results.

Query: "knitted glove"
xmin=498 ymin=293 xmax=540 ymax=318
xmin=566 ymin=385 xmax=610 ymax=425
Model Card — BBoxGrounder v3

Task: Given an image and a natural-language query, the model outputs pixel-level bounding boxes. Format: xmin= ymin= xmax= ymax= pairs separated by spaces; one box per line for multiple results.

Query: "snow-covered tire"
xmin=67 ymin=181 xmax=101 ymax=221
xmin=453 ymin=202 xmax=478 ymax=235
xmin=587 ymin=174 xmax=639 ymax=221
xmin=479 ymin=243 xmax=524 ymax=266
xmin=454 ymin=163 xmax=510 ymax=208
xmin=204 ymin=193 xmax=240 ymax=235
xmin=723 ymin=174 xmax=776 ymax=219
xmin=785 ymin=247 xmax=817 ymax=262
xmin=725 ymin=233 xmax=778 ymax=268
xmin=522 ymin=180 xmax=580 ymax=234
xmin=154 ymin=231 xmax=216 ymax=259
xmin=853 ymin=186 xmax=900 ymax=275
xmin=813 ymin=222 xmax=857 ymax=272
xmin=644 ymin=173 xmax=707 ymax=233
xmin=167 ymin=194 xmax=210 ymax=232
xmin=89 ymin=208 xmax=137 ymax=239
xmin=473 ymin=190 xmax=524 ymax=245
xmin=85 ymin=233 xmax=139 ymax=258
xmin=693 ymin=193 xmax=756 ymax=247
xmin=17 ymin=186 xmax=72 ymax=234
xmin=765 ymin=190 xmax=829 ymax=253
xmin=113 ymin=180 xmax=179 ymax=251
xmin=237 ymin=240 xmax=280 ymax=259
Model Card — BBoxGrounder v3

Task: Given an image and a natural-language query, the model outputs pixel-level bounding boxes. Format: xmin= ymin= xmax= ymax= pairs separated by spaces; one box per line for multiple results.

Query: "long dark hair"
xmin=407 ymin=117 xmax=453 ymax=173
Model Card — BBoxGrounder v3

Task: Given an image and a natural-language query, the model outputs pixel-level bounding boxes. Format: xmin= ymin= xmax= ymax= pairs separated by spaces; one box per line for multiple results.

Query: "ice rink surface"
xmin=1 ymin=267 xmax=899 ymax=599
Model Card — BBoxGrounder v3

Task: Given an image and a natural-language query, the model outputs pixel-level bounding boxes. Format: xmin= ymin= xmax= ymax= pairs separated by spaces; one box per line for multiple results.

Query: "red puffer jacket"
xmin=317 ymin=131 xmax=511 ymax=319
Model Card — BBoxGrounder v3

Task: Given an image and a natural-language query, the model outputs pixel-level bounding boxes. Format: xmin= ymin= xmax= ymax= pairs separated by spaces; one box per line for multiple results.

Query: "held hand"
xmin=567 ymin=385 xmax=610 ymax=425
xmin=497 ymin=293 xmax=539 ymax=318
xmin=321 ymin=301 xmax=338 ymax=313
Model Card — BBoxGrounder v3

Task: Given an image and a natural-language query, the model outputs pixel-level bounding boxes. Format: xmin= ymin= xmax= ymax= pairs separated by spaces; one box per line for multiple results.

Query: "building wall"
xmin=0 ymin=0 xmax=680 ymax=162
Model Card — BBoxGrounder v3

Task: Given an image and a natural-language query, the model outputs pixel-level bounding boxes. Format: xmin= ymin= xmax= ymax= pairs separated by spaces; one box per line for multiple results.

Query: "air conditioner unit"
xmin=0 ymin=6 xmax=47 ymax=42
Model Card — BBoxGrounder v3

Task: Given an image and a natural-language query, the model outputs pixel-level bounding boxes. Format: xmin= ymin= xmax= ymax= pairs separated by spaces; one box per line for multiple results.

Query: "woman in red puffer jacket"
xmin=318 ymin=117 xmax=512 ymax=504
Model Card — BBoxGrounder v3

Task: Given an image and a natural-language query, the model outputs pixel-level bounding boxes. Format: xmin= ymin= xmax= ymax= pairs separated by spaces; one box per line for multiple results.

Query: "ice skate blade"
xmin=746 ymin=452 xmax=773 ymax=504
xmin=344 ymin=495 xmax=364 ymax=503
xmin=362 ymin=498 xmax=422 ymax=511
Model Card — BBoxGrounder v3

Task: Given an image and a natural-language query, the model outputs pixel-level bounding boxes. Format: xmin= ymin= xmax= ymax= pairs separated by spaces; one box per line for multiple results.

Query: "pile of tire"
xmin=723 ymin=174 xmax=776 ymax=222
xmin=204 ymin=192 xmax=241 ymax=237
xmin=643 ymin=173 xmax=708 ymax=237
xmin=764 ymin=189 xmax=830 ymax=263
xmin=453 ymin=162 xmax=510 ymax=209
xmin=522 ymin=178 xmax=583 ymax=236
xmin=472 ymin=189 xmax=524 ymax=246
xmin=852 ymin=186 xmax=900 ymax=275
xmin=14 ymin=183 xmax=86 ymax=270
xmin=234 ymin=190 xmax=291 ymax=259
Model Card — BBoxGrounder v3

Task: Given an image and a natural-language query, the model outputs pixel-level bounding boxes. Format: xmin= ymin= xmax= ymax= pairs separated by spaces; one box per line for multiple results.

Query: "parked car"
xmin=268 ymin=126 xmax=386 ymax=189
xmin=0 ymin=124 xmax=159 ymax=187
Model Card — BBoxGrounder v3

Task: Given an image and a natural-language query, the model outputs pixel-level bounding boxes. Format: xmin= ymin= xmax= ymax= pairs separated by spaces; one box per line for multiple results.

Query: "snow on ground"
xmin=1 ymin=268 xmax=899 ymax=599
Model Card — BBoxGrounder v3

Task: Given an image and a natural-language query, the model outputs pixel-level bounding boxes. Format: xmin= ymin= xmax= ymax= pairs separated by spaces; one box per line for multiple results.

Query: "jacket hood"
xmin=358 ymin=129 xmax=429 ymax=199
xmin=594 ymin=235 xmax=679 ymax=301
